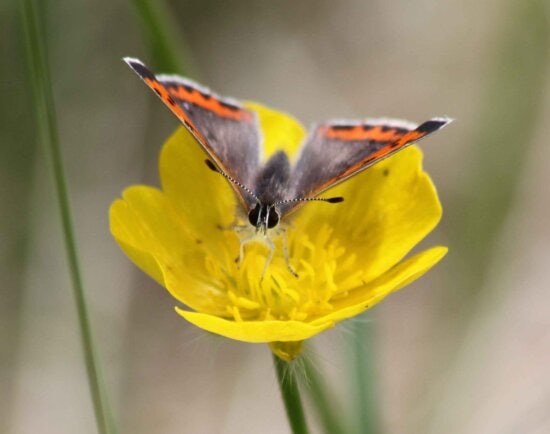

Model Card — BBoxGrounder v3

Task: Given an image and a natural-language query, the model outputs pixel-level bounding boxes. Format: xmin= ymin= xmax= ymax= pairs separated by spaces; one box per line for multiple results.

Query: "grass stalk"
xmin=130 ymin=0 xmax=197 ymax=74
xmin=20 ymin=1 xmax=116 ymax=433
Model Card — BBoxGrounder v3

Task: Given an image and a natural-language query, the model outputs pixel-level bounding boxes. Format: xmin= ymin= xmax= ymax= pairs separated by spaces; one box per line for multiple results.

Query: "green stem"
xmin=273 ymin=354 xmax=311 ymax=434
xmin=19 ymin=1 xmax=115 ymax=433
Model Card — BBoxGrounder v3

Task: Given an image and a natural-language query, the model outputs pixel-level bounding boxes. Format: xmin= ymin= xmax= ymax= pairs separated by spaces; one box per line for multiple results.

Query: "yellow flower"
xmin=110 ymin=103 xmax=447 ymax=361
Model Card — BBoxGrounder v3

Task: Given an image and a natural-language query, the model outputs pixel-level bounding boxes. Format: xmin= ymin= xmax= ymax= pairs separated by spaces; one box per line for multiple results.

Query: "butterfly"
xmin=124 ymin=57 xmax=451 ymax=240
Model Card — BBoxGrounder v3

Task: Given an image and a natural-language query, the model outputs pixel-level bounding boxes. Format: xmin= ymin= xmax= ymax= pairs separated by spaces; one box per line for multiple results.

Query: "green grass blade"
xmin=130 ymin=0 xmax=198 ymax=74
xmin=19 ymin=1 xmax=116 ymax=433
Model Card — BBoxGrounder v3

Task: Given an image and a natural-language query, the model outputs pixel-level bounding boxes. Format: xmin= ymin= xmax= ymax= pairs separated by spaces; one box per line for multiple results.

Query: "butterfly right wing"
xmin=282 ymin=117 xmax=452 ymax=214
xmin=124 ymin=57 xmax=261 ymax=210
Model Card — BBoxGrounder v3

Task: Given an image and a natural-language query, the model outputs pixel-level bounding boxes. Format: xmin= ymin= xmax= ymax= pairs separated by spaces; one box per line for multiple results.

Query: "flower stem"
xmin=273 ymin=354 xmax=310 ymax=434
xmin=19 ymin=1 xmax=116 ymax=433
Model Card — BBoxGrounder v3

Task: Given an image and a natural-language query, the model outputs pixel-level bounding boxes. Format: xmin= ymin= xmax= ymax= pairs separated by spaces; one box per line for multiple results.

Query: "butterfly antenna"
xmin=205 ymin=160 xmax=260 ymax=202
xmin=274 ymin=196 xmax=344 ymax=206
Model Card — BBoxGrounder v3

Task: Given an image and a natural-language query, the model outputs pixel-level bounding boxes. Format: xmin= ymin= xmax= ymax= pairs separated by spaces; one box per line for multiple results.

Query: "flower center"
xmin=201 ymin=222 xmax=367 ymax=324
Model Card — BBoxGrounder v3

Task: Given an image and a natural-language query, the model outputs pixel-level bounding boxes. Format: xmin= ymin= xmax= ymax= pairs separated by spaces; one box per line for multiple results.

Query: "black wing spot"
xmin=205 ymin=159 xmax=218 ymax=172
xmin=199 ymin=91 xmax=211 ymax=100
xmin=167 ymin=96 xmax=176 ymax=106
xmin=219 ymin=100 xmax=240 ymax=112
xmin=153 ymin=88 xmax=162 ymax=97
xmin=332 ymin=124 xmax=355 ymax=131
xmin=383 ymin=169 xmax=390 ymax=177
xmin=416 ymin=120 xmax=447 ymax=134
xmin=128 ymin=60 xmax=156 ymax=80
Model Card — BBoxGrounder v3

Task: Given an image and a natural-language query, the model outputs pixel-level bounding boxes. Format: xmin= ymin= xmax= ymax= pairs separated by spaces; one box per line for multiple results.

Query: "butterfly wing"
xmin=123 ymin=57 xmax=261 ymax=210
xmin=283 ymin=117 xmax=452 ymax=214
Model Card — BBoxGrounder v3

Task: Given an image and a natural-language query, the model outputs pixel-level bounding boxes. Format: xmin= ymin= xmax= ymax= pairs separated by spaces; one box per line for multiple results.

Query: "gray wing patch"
xmin=157 ymin=75 xmax=262 ymax=191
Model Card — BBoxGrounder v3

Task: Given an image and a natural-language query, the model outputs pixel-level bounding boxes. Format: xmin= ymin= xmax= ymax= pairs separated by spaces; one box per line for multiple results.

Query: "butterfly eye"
xmin=248 ymin=204 xmax=261 ymax=227
xmin=267 ymin=208 xmax=280 ymax=229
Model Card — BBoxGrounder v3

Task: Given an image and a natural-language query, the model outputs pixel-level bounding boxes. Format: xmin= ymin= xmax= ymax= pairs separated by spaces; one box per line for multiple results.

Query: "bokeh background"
xmin=2 ymin=0 xmax=549 ymax=433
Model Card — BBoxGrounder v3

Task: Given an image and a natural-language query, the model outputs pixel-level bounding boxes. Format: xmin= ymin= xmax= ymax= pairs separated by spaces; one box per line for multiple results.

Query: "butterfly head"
xmin=248 ymin=203 xmax=280 ymax=235
xmin=206 ymin=159 xmax=343 ymax=235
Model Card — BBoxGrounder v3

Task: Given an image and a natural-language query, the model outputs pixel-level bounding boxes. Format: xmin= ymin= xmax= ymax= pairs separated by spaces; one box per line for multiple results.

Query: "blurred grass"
xmin=448 ymin=0 xmax=549 ymax=299
xmin=130 ymin=0 xmax=198 ymax=75
xmin=19 ymin=0 xmax=116 ymax=432
xmin=0 ymin=3 xmax=37 ymax=432
xmin=348 ymin=318 xmax=380 ymax=434
xmin=427 ymin=0 xmax=549 ymax=430
xmin=302 ymin=355 xmax=348 ymax=434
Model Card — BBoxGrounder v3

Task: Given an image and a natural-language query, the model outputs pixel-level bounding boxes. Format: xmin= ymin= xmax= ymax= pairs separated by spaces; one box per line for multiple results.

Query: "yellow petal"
xmin=175 ymin=307 xmax=334 ymax=343
xmin=294 ymin=146 xmax=442 ymax=283
xmin=245 ymin=101 xmax=306 ymax=161
xmin=109 ymin=186 xmax=230 ymax=312
xmin=110 ymin=186 xmax=194 ymax=262
xmin=159 ymin=126 xmax=238 ymax=247
xmin=110 ymin=198 xmax=166 ymax=286
xmin=311 ymin=246 xmax=448 ymax=325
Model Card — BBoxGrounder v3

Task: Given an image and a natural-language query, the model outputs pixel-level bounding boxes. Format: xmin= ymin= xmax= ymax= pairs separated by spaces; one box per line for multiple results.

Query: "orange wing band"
xmin=168 ymin=85 xmax=252 ymax=121
xmin=144 ymin=78 xmax=208 ymax=144
xmin=323 ymin=125 xmax=405 ymax=142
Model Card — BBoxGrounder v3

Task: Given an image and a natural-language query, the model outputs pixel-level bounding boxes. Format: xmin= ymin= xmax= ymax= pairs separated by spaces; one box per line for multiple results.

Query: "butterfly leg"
xmin=217 ymin=221 xmax=248 ymax=233
xmin=237 ymin=234 xmax=274 ymax=282
xmin=237 ymin=233 xmax=256 ymax=265
xmin=282 ymin=230 xmax=299 ymax=278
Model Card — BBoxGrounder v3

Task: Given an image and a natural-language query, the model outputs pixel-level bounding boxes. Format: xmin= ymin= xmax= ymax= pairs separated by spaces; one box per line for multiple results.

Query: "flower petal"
xmin=109 ymin=186 xmax=230 ymax=313
xmin=311 ymin=245 xmax=448 ymax=325
xmin=110 ymin=197 xmax=165 ymax=286
xmin=294 ymin=146 xmax=442 ymax=283
xmin=175 ymin=307 xmax=334 ymax=343
xmin=245 ymin=101 xmax=306 ymax=161
xmin=159 ymin=126 xmax=238 ymax=247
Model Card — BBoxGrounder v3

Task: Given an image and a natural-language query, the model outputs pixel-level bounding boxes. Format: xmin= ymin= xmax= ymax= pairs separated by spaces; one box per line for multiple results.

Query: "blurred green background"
xmin=2 ymin=0 xmax=549 ymax=433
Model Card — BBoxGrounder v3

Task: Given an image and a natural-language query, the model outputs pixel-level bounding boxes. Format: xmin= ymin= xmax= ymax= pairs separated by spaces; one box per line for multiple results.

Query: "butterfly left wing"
xmin=283 ymin=117 xmax=452 ymax=214
xmin=123 ymin=57 xmax=261 ymax=210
